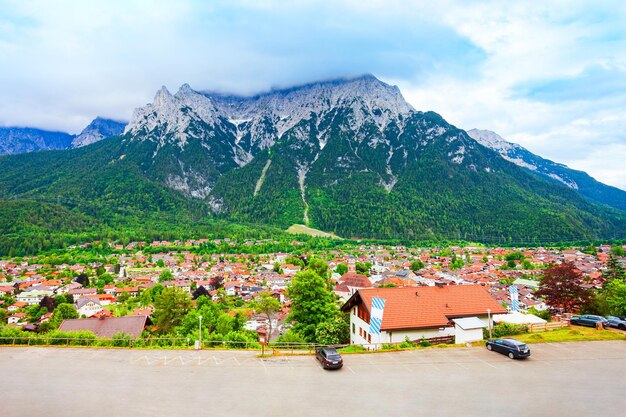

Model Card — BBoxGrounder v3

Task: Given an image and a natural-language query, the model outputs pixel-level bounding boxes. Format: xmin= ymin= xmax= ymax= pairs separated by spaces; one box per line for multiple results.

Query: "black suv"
xmin=315 ymin=347 xmax=343 ymax=370
xmin=486 ymin=338 xmax=531 ymax=359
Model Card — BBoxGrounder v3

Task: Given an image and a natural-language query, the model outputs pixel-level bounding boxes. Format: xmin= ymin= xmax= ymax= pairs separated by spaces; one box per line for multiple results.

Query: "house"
xmin=334 ymin=272 xmax=372 ymax=301
xmin=75 ymin=297 xmax=103 ymax=318
xmin=15 ymin=286 xmax=54 ymax=305
xmin=340 ymin=285 xmax=507 ymax=349
xmin=0 ymin=285 xmax=15 ymax=296
xmin=58 ymin=315 xmax=148 ymax=339
xmin=8 ymin=312 xmax=27 ymax=325
xmin=8 ymin=302 xmax=27 ymax=312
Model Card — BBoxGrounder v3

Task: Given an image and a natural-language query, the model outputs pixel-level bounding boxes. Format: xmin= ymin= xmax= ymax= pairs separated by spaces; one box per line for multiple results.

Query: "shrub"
xmin=399 ymin=336 xmax=415 ymax=349
xmin=487 ymin=323 xmax=529 ymax=338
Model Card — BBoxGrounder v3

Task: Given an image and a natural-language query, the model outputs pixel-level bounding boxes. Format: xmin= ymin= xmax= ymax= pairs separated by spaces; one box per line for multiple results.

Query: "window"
xmin=359 ymin=327 xmax=362 ymax=337
xmin=368 ymin=334 xmax=371 ymax=343
xmin=352 ymin=323 xmax=355 ymax=334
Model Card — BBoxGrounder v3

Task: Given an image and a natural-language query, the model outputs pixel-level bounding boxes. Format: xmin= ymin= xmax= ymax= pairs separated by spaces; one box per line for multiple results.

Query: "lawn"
xmin=513 ymin=327 xmax=625 ymax=344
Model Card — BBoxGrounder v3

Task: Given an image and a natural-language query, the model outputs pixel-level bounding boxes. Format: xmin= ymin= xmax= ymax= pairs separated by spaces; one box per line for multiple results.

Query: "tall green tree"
xmin=603 ymin=256 xmax=626 ymax=284
xmin=335 ymin=263 xmax=348 ymax=275
xmin=287 ymin=270 xmax=338 ymax=341
xmin=250 ymin=292 xmax=281 ymax=343
xmin=153 ymin=287 xmax=191 ymax=333
xmin=604 ymin=279 xmax=626 ymax=316
xmin=158 ymin=269 xmax=174 ymax=283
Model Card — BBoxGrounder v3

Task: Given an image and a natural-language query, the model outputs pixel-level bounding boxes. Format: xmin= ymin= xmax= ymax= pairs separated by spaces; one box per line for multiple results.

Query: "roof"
xmin=341 ymin=285 xmax=507 ymax=330
xmin=340 ymin=273 xmax=372 ymax=288
xmin=453 ymin=317 xmax=487 ymax=330
xmin=58 ymin=316 xmax=148 ymax=339
xmin=493 ymin=311 xmax=547 ymax=325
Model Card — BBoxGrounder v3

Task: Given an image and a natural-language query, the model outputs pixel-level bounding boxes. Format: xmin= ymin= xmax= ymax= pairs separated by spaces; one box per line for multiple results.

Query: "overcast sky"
xmin=1 ymin=0 xmax=626 ymax=189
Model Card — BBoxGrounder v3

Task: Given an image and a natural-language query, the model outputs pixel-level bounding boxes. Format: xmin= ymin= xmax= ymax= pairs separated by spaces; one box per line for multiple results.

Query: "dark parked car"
xmin=315 ymin=347 xmax=343 ymax=370
xmin=486 ymin=338 xmax=531 ymax=359
xmin=605 ymin=316 xmax=626 ymax=330
xmin=569 ymin=314 xmax=609 ymax=328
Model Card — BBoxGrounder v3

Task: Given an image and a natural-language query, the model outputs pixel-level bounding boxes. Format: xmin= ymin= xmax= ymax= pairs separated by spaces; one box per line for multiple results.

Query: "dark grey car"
xmin=486 ymin=338 xmax=531 ymax=359
xmin=605 ymin=316 xmax=626 ymax=330
xmin=315 ymin=347 xmax=343 ymax=370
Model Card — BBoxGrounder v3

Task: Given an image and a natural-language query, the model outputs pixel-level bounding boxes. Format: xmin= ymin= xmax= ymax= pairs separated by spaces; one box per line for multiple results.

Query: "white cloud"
xmin=0 ymin=0 xmax=624 ymax=191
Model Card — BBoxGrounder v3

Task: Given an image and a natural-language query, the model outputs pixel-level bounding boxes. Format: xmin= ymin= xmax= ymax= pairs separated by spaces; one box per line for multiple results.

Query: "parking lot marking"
xmin=346 ymin=365 xmax=355 ymax=374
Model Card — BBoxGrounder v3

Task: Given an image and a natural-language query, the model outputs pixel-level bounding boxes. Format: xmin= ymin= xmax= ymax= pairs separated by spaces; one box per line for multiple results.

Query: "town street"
xmin=1 ymin=341 xmax=625 ymax=417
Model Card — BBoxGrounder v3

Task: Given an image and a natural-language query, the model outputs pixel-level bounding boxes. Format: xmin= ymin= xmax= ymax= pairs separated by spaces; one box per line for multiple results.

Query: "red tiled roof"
xmin=59 ymin=316 xmax=148 ymax=339
xmin=340 ymin=273 xmax=372 ymax=288
xmin=342 ymin=285 xmax=507 ymax=330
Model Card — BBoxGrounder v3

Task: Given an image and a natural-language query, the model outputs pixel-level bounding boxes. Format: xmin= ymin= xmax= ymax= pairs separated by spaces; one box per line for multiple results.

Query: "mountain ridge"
xmin=467 ymin=128 xmax=626 ymax=210
xmin=0 ymin=117 xmax=127 ymax=156
xmin=1 ymin=75 xmax=626 ymax=243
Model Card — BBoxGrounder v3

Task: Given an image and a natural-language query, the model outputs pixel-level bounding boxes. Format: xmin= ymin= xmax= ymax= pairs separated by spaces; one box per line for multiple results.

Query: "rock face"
xmin=71 ymin=117 xmax=126 ymax=148
xmin=0 ymin=117 xmax=126 ymax=155
xmin=0 ymin=127 xmax=74 ymax=155
xmin=467 ymin=129 xmax=626 ymax=211
xmin=2 ymin=75 xmax=625 ymax=241
xmin=116 ymin=75 xmax=626 ymax=239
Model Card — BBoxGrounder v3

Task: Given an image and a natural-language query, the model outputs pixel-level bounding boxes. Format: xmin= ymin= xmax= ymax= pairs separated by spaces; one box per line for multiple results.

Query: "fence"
xmin=0 ymin=335 xmax=456 ymax=352
xmin=528 ymin=322 xmax=568 ymax=333
xmin=0 ymin=336 xmax=334 ymax=352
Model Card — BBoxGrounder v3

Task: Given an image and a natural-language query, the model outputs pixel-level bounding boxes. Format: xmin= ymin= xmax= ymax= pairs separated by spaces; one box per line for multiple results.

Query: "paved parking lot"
xmin=1 ymin=341 xmax=625 ymax=417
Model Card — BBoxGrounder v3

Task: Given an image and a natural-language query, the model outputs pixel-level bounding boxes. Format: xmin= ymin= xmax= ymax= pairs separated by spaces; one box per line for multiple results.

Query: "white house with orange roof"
xmin=341 ymin=285 xmax=507 ymax=349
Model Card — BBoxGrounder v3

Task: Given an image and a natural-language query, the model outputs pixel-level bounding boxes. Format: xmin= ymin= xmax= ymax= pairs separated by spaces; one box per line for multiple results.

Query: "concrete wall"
xmin=454 ymin=326 xmax=484 ymax=344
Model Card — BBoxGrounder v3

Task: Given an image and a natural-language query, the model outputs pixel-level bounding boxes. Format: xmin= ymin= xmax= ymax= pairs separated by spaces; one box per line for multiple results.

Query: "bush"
xmin=486 ymin=323 xmax=529 ymax=338
xmin=418 ymin=337 xmax=431 ymax=347
xmin=399 ymin=336 xmax=415 ymax=349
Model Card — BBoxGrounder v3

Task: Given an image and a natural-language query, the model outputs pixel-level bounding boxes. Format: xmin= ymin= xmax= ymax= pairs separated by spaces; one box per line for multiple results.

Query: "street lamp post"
xmin=198 ymin=315 xmax=203 ymax=350
xmin=487 ymin=309 xmax=492 ymax=340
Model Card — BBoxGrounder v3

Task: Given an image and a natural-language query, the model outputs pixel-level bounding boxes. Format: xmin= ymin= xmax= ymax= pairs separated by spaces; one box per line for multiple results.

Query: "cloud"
xmin=515 ymin=65 xmax=626 ymax=102
xmin=0 ymin=0 xmax=624 ymax=191
xmin=0 ymin=0 xmax=484 ymax=132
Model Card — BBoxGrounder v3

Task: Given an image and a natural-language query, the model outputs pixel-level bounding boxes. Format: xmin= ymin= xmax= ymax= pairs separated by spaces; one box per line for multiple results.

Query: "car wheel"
xmin=620 ymin=324 xmax=626 ymax=330
xmin=487 ymin=344 xmax=492 ymax=351
xmin=508 ymin=352 xmax=515 ymax=359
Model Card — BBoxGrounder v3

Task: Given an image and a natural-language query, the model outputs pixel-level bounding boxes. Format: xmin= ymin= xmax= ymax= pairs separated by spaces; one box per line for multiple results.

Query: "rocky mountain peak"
xmin=71 ymin=117 xmax=126 ymax=148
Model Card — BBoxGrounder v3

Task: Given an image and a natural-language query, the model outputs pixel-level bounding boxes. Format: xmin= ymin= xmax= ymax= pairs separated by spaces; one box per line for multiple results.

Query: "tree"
xmin=209 ymin=275 xmax=224 ymax=290
xmin=306 ymin=257 xmax=329 ymax=280
xmin=314 ymin=314 xmax=349 ymax=345
xmin=250 ymin=292 xmax=281 ymax=343
xmin=603 ymin=256 xmax=626 ymax=283
xmin=156 ymin=258 xmax=166 ymax=268
xmin=158 ymin=269 xmax=173 ymax=283
xmin=355 ymin=262 xmax=372 ymax=276
xmin=604 ymin=279 xmax=626 ymax=316
xmin=192 ymin=285 xmax=209 ymax=300
xmin=39 ymin=296 xmax=55 ymax=312
xmin=153 ymin=287 xmax=191 ymax=333
xmin=534 ymin=263 xmax=593 ymax=313
xmin=75 ymin=273 xmax=89 ymax=287
xmin=410 ymin=260 xmax=424 ymax=271
xmin=609 ymin=245 xmax=626 ymax=257
xmin=335 ymin=263 xmax=348 ymax=275
xmin=287 ymin=270 xmax=338 ymax=341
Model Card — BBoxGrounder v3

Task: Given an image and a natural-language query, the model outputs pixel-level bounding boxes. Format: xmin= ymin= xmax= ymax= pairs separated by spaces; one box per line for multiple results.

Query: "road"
xmin=1 ymin=341 xmax=625 ymax=417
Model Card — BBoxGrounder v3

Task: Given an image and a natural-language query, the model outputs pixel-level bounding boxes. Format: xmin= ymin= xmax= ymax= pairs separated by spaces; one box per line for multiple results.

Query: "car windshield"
xmin=327 ymin=354 xmax=341 ymax=360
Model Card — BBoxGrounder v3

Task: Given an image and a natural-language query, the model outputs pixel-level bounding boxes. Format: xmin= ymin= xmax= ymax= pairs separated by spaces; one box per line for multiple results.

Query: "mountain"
xmin=0 ymin=127 xmax=74 ymax=155
xmin=0 ymin=117 xmax=127 ymax=156
xmin=71 ymin=117 xmax=127 ymax=148
xmin=1 ymin=75 xmax=626 ymax=244
xmin=467 ymin=129 xmax=626 ymax=211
